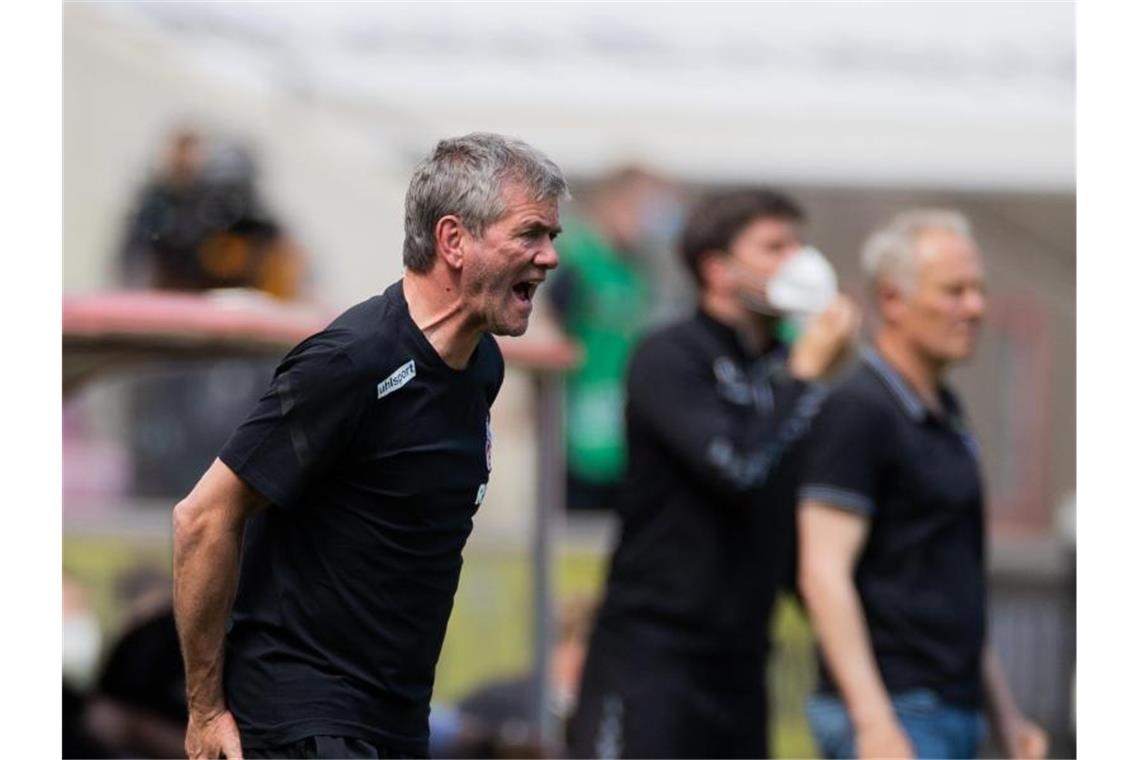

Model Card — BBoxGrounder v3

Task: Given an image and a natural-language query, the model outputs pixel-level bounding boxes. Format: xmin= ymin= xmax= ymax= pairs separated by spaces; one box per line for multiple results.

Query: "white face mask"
xmin=765 ymin=246 xmax=838 ymax=315
xmin=62 ymin=615 xmax=103 ymax=690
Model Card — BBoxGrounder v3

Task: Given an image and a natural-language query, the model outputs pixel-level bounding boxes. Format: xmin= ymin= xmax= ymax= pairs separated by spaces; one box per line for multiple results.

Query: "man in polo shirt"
xmin=171 ymin=133 xmax=567 ymax=759
xmin=797 ymin=209 xmax=1048 ymax=759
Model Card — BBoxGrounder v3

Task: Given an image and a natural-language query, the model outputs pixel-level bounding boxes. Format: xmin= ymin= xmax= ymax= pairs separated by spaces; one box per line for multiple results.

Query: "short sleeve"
xmin=797 ymin=384 xmax=888 ymax=516
xmin=218 ymin=333 xmax=368 ymax=509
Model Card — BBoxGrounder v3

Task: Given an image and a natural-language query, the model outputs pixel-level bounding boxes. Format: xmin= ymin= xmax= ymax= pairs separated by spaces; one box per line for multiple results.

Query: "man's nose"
xmin=536 ymin=239 xmax=560 ymax=270
xmin=964 ymin=288 xmax=987 ymax=319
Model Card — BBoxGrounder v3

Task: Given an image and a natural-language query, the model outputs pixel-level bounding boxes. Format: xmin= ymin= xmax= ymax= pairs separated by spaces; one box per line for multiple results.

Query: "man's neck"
xmin=699 ymin=291 xmax=772 ymax=355
xmin=402 ymin=271 xmax=483 ymax=370
xmin=874 ymin=330 xmax=946 ymax=411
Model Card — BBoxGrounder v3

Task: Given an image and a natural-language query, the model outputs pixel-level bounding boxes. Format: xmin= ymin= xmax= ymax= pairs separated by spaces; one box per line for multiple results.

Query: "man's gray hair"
xmin=861 ymin=208 xmax=974 ymax=293
xmin=402 ymin=133 xmax=569 ymax=273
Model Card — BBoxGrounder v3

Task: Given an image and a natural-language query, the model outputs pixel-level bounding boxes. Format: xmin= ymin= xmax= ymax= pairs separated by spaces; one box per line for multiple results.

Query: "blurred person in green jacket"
xmin=547 ymin=167 xmax=683 ymax=512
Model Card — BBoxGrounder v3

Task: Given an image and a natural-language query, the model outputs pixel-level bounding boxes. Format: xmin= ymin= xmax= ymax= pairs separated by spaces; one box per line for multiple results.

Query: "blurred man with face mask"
xmin=797 ymin=210 xmax=1048 ymax=759
xmin=568 ymin=189 xmax=858 ymax=759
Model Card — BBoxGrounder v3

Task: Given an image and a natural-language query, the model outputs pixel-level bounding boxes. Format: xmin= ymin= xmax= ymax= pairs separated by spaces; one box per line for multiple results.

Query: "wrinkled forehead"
xmin=495 ymin=180 xmax=562 ymax=221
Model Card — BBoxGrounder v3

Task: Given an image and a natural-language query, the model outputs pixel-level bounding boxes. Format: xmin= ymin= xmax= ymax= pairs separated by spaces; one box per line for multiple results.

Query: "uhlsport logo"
xmin=377 ymin=360 xmax=416 ymax=399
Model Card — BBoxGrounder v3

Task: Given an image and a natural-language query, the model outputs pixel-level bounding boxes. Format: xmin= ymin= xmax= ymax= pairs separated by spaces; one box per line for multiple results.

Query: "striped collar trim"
xmin=861 ymin=345 xmax=930 ymax=422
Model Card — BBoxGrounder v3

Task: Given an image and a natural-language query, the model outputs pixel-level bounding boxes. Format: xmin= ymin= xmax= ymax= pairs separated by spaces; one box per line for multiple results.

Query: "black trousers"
xmin=243 ymin=735 xmax=422 ymax=759
xmin=568 ymin=636 xmax=770 ymax=759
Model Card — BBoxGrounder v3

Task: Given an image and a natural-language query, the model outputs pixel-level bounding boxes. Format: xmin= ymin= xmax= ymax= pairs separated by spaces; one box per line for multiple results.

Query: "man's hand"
xmin=174 ymin=460 xmax=266 ymax=760
xmin=185 ymin=709 xmax=243 ymax=759
xmin=982 ymin=645 xmax=1049 ymax=760
xmin=856 ymin=718 xmax=915 ymax=760
xmin=1001 ymin=715 xmax=1049 ymax=760
xmin=788 ymin=294 xmax=861 ymax=381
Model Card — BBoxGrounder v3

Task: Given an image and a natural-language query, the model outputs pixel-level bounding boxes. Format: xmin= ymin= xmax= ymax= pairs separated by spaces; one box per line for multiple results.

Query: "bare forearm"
xmin=803 ymin=571 xmax=895 ymax=728
xmin=172 ymin=502 xmax=244 ymax=717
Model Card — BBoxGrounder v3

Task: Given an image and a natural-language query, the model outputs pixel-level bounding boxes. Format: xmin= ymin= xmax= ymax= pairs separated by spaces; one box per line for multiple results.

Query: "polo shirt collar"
xmin=862 ymin=345 xmax=961 ymax=424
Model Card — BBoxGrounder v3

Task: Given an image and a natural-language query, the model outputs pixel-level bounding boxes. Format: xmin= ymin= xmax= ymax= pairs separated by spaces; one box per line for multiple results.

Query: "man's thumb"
xmin=222 ymin=732 xmax=244 ymax=760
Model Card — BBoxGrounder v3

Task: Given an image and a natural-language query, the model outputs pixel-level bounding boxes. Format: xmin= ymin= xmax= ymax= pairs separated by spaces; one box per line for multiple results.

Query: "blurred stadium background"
xmin=63 ymin=2 xmax=1074 ymax=757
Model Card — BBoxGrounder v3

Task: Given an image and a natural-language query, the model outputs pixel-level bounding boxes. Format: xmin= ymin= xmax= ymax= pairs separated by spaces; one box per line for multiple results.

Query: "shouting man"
xmin=172 ymin=134 xmax=567 ymax=759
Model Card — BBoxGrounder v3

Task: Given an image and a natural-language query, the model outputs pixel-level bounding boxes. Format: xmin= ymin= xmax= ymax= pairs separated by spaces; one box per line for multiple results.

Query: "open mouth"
xmin=511 ymin=279 xmax=541 ymax=305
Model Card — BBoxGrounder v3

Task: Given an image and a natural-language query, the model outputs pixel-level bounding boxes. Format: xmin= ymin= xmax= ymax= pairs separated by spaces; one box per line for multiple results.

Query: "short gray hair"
xmin=402 ymin=133 xmax=569 ymax=273
xmin=861 ymin=208 xmax=974 ymax=293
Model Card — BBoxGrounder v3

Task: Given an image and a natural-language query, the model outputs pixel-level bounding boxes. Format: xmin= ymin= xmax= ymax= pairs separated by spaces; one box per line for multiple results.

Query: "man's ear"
xmin=699 ymin=250 xmax=728 ymax=289
xmin=435 ymin=215 xmax=466 ymax=270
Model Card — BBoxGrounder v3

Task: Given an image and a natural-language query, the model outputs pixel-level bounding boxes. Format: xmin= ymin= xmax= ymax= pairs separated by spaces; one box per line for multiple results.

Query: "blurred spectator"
xmin=63 ymin=571 xmax=110 ymax=758
xmin=568 ymin=190 xmax=857 ymax=759
xmin=63 ymin=571 xmax=103 ymax=693
xmin=797 ymin=209 xmax=1047 ymax=759
xmin=118 ymin=127 xmax=204 ymax=288
xmin=118 ymin=127 xmax=306 ymax=298
xmin=83 ymin=567 xmax=186 ymax=759
xmin=547 ymin=167 xmax=682 ymax=512
xmin=433 ymin=597 xmax=596 ymax=758
xmin=117 ymin=127 xmax=306 ymax=498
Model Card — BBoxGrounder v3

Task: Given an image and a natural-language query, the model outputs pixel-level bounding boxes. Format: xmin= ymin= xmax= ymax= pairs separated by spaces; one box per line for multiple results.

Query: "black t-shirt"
xmin=218 ymin=280 xmax=505 ymax=755
xmin=798 ymin=347 xmax=986 ymax=707
xmin=592 ymin=310 xmax=825 ymax=661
